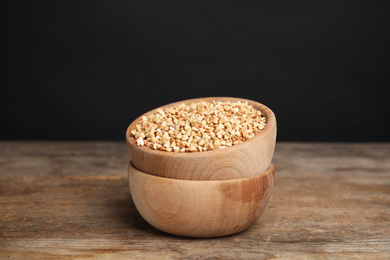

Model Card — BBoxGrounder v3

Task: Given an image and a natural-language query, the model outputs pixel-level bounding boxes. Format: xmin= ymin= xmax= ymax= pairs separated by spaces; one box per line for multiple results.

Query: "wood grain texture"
xmin=126 ymin=97 xmax=277 ymax=180
xmin=128 ymin=162 xmax=274 ymax=238
xmin=1 ymin=142 xmax=390 ymax=259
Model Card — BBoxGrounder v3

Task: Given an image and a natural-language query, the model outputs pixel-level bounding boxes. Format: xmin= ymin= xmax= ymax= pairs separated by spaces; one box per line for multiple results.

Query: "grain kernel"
xmin=214 ymin=139 xmax=221 ymax=149
xmin=189 ymin=145 xmax=197 ymax=152
xmin=198 ymin=139 xmax=206 ymax=147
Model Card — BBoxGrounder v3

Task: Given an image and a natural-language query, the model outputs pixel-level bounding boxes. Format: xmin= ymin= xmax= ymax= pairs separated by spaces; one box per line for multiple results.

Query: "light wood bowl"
xmin=128 ymin=162 xmax=275 ymax=238
xmin=126 ymin=97 xmax=277 ymax=180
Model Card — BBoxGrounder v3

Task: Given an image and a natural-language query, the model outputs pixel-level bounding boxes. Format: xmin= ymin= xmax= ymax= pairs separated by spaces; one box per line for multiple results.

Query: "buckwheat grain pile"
xmin=130 ymin=100 xmax=266 ymax=152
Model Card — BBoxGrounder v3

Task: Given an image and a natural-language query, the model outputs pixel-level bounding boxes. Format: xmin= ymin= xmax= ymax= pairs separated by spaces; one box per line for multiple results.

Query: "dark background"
xmin=2 ymin=1 xmax=389 ymax=142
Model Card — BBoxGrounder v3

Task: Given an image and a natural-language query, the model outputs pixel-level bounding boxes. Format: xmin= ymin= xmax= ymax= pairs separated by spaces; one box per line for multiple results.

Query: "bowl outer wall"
xmin=128 ymin=162 xmax=275 ymax=238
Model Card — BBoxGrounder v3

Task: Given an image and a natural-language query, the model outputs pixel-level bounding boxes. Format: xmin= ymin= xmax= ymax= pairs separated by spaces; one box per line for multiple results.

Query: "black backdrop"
xmin=2 ymin=1 xmax=389 ymax=141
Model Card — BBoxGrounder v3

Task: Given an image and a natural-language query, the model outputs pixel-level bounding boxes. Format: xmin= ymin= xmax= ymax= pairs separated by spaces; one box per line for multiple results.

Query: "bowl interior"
xmin=126 ymin=97 xmax=276 ymax=157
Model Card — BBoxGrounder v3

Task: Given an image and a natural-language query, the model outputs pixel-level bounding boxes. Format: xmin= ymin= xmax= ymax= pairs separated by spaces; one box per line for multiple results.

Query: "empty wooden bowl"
xmin=126 ymin=97 xmax=277 ymax=180
xmin=128 ymin=162 xmax=275 ymax=238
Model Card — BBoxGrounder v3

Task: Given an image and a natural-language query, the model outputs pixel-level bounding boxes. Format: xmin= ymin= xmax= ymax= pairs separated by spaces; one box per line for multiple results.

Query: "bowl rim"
xmin=128 ymin=161 xmax=275 ymax=183
xmin=126 ymin=96 xmax=276 ymax=159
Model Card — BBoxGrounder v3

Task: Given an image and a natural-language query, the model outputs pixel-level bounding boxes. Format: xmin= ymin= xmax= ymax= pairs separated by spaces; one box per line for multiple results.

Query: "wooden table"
xmin=1 ymin=142 xmax=389 ymax=259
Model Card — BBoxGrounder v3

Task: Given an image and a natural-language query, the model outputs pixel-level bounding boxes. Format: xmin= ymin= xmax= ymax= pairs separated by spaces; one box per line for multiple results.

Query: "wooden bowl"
xmin=126 ymin=97 xmax=277 ymax=180
xmin=128 ymin=162 xmax=275 ymax=238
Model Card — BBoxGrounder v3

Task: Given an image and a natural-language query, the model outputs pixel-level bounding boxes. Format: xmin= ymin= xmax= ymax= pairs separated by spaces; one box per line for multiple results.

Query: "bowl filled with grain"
xmin=128 ymin=161 xmax=275 ymax=238
xmin=126 ymin=97 xmax=276 ymax=180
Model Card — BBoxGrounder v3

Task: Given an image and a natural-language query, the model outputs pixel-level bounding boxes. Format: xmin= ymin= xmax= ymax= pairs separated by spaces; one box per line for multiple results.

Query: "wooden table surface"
xmin=1 ymin=142 xmax=389 ymax=259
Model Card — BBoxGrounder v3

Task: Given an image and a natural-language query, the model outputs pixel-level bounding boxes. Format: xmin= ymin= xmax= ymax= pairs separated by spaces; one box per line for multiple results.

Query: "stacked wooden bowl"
xmin=126 ymin=97 xmax=277 ymax=238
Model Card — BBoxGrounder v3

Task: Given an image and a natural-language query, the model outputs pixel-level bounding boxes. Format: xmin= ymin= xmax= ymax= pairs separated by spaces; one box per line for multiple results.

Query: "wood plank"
xmin=0 ymin=141 xmax=129 ymax=176
xmin=1 ymin=142 xmax=390 ymax=259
